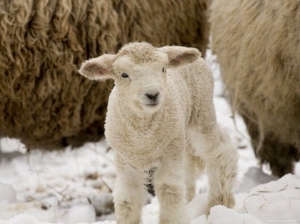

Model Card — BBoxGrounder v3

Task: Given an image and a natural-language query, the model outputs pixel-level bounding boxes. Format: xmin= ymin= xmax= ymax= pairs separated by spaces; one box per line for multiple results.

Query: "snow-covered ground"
xmin=0 ymin=50 xmax=299 ymax=224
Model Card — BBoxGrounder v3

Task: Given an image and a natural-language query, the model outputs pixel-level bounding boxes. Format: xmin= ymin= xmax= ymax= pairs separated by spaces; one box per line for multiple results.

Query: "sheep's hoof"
xmin=159 ymin=217 xmax=191 ymax=224
xmin=185 ymin=186 xmax=196 ymax=202
xmin=115 ymin=202 xmax=141 ymax=224
xmin=206 ymin=193 xmax=235 ymax=215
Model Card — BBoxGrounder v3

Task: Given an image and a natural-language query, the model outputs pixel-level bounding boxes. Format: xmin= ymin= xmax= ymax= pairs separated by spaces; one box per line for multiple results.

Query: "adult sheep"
xmin=210 ymin=0 xmax=300 ymax=176
xmin=0 ymin=0 xmax=210 ymax=150
xmin=79 ymin=42 xmax=238 ymax=224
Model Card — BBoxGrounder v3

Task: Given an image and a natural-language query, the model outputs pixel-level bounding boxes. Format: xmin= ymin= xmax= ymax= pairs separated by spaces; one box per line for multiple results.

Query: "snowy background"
xmin=0 ymin=50 xmax=299 ymax=224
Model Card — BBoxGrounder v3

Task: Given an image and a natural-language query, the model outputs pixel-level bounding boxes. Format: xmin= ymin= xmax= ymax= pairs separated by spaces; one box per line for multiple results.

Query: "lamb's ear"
xmin=79 ymin=54 xmax=115 ymax=80
xmin=159 ymin=46 xmax=201 ymax=67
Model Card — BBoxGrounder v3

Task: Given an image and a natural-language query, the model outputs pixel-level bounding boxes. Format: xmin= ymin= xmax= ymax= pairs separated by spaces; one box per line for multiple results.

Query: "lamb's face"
xmin=112 ymin=53 xmax=169 ymax=113
xmin=79 ymin=42 xmax=201 ymax=114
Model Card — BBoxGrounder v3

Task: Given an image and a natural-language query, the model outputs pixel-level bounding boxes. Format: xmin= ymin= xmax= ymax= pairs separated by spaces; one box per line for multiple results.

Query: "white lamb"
xmin=79 ymin=42 xmax=238 ymax=224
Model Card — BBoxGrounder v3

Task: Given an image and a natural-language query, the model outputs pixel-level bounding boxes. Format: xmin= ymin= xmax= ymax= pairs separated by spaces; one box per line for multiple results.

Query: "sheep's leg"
xmin=154 ymin=149 xmax=190 ymax=224
xmin=184 ymin=152 xmax=197 ymax=202
xmin=188 ymin=126 xmax=238 ymax=214
xmin=184 ymin=141 xmax=206 ymax=202
xmin=183 ymin=144 xmax=203 ymax=200
xmin=242 ymin=114 xmax=298 ymax=177
xmin=113 ymin=157 xmax=147 ymax=224
xmin=204 ymin=129 xmax=237 ymax=213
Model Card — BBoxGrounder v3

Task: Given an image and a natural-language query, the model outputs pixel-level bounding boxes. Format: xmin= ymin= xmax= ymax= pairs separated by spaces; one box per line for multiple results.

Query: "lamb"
xmin=79 ymin=42 xmax=238 ymax=224
xmin=0 ymin=0 xmax=210 ymax=150
xmin=210 ymin=0 xmax=300 ymax=177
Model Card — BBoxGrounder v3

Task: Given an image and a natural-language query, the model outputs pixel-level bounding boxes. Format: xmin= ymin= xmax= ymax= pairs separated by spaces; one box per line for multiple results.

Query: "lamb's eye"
xmin=121 ymin=73 xmax=129 ymax=78
xmin=162 ymin=67 xmax=166 ymax=73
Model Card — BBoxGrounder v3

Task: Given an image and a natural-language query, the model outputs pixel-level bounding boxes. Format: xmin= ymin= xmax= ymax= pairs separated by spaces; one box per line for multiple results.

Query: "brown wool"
xmin=0 ymin=0 xmax=210 ymax=150
xmin=211 ymin=0 xmax=300 ymax=176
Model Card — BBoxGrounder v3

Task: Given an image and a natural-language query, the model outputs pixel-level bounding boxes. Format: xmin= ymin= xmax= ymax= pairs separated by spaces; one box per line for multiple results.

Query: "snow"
xmin=0 ymin=50 xmax=299 ymax=224
xmin=66 ymin=204 xmax=96 ymax=223
xmin=208 ymin=205 xmax=263 ymax=224
xmin=0 ymin=182 xmax=16 ymax=203
xmin=239 ymin=174 xmax=300 ymax=223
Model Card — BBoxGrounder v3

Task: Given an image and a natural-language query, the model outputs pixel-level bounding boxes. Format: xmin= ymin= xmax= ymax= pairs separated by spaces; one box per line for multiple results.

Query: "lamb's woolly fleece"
xmin=0 ymin=0 xmax=210 ymax=150
xmin=106 ymin=45 xmax=215 ymax=170
xmin=211 ymin=0 xmax=300 ymax=176
xmin=79 ymin=42 xmax=238 ymax=223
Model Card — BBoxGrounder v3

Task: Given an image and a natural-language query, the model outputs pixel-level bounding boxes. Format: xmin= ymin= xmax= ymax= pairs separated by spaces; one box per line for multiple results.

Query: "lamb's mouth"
xmin=145 ymin=103 xmax=159 ymax=107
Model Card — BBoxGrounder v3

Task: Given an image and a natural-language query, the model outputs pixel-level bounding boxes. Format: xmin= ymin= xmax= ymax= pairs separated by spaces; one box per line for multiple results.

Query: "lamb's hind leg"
xmin=113 ymin=156 xmax=147 ymax=224
xmin=184 ymin=144 xmax=205 ymax=202
xmin=188 ymin=126 xmax=238 ymax=213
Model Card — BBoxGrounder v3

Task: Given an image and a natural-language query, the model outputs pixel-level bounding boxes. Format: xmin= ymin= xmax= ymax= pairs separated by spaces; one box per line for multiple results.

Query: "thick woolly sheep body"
xmin=0 ymin=0 xmax=210 ymax=150
xmin=211 ymin=0 xmax=300 ymax=177
xmin=79 ymin=42 xmax=238 ymax=224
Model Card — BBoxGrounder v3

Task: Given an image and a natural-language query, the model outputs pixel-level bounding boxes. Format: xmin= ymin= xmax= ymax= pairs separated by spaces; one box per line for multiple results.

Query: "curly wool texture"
xmin=105 ymin=49 xmax=216 ymax=170
xmin=0 ymin=0 xmax=210 ymax=150
xmin=79 ymin=42 xmax=238 ymax=223
xmin=211 ymin=0 xmax=300 ymax=176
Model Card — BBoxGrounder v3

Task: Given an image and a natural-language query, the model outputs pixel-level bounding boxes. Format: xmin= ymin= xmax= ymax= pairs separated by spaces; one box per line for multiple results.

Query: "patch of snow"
xmin=0 ymin=182 xmax=16 ymax=203
xmin=239 ymin=174 xmax=300 ymax=223
xmin=0 ymin=140 xmax=116 ymax=223
xmin=187 ymin=193 xmax=208 ymax=219
xmin=66 ymin=204 xmax=96 ymax=223
xmin=0 ymin=137 xmax=26 ymax=154
xmin=208 ymin=205 xmax=263 ymax=224
xmin=142 ymin=197 xmax=159 ymax=224
xmin=0 ymin=214 xmax=49 ymax=224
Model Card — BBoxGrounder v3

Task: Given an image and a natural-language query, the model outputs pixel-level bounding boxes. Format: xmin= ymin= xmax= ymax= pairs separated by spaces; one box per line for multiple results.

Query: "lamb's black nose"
xmin=146 ymin=93 xmax=160 ymax=102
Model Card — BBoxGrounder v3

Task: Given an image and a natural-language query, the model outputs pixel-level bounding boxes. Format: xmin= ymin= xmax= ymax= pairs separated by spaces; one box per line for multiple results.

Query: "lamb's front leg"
xmin=154 ymin=144 xmax=190 ymax=224
xmin=183 ymin=152 xmax=197 ymax=202
xmin=114 ymin=156 xmax=147 ymax=224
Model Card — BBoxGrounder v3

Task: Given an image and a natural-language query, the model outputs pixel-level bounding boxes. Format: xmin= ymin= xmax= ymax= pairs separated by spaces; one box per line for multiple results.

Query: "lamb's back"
xmin=171 ymin=57 xmax=215 ymax=128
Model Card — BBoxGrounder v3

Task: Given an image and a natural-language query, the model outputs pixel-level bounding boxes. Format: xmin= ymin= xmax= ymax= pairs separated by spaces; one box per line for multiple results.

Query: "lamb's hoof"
xmin=206 ymin=193 xmax=235 ymax=215
xmin=160 ymin=218 xmax=191 ymax=224
xmin=185 ymin=187 xmax=196 ymax=203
